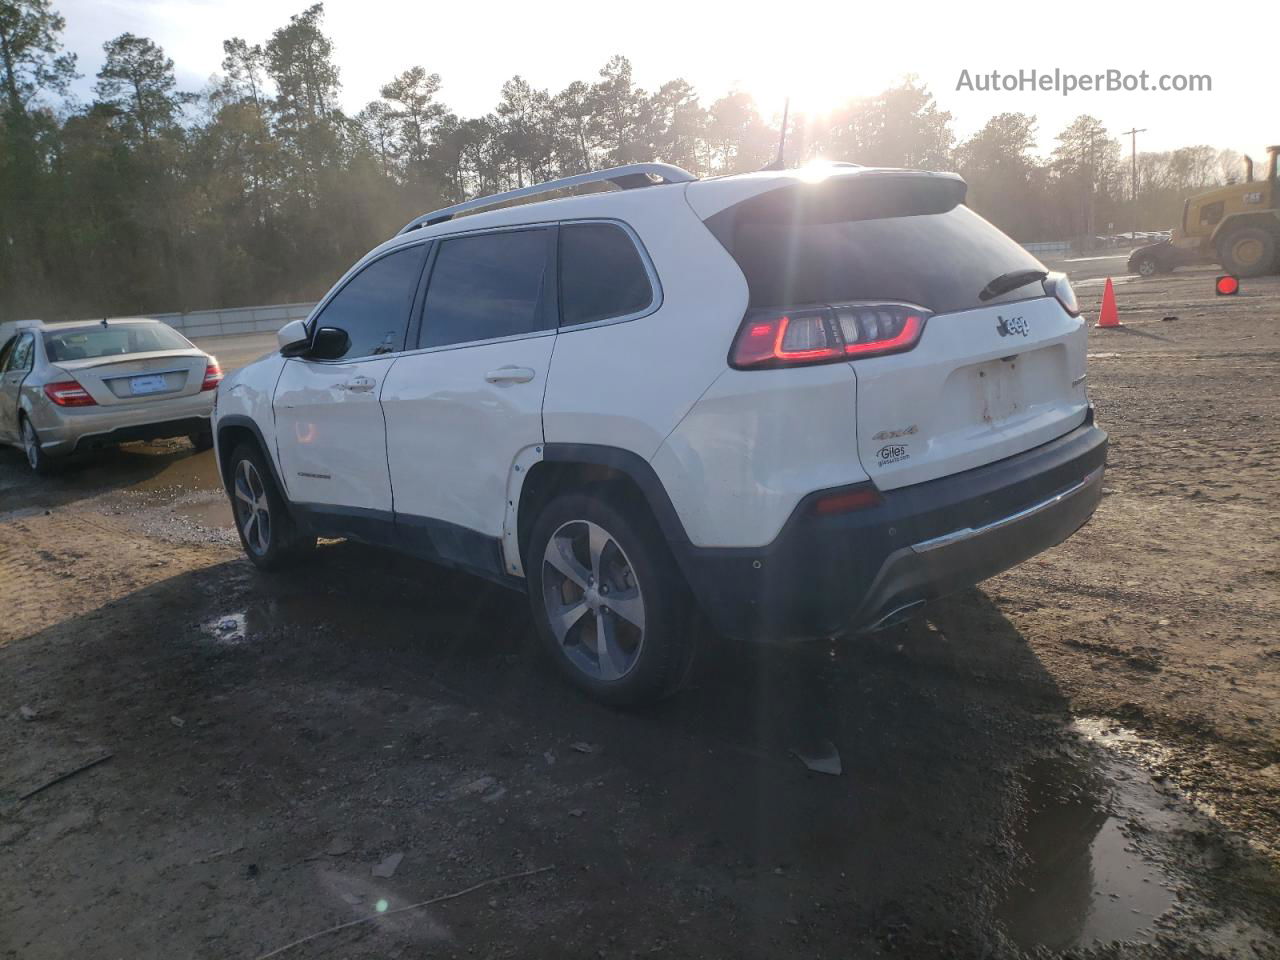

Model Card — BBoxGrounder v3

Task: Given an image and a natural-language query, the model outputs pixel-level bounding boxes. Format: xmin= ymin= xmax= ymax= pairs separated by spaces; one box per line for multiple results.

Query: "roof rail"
xmin=396 ymin=162 xmax=697 ymax=235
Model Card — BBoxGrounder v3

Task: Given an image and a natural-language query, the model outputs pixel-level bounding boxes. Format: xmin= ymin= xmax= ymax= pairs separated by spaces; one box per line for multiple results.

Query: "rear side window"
xmin=559 ymin=222 xmax=653 ymax=326
xmin=421 ymin=229 xmax=553 ymax=349
xmin=43 ymin=323 xmax=192 ymax=361
xmin=705 ymin=177 xmax=1048 ymax=315
xmin=313 ymin=243 xmax=429 ymax=360
xmin=5 ymin=333 xmax=34 ymax=372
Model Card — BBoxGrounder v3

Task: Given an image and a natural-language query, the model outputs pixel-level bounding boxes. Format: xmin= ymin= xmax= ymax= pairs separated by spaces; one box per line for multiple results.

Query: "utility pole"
xmin=1123 ymin=126 xmax=1147 ymax=237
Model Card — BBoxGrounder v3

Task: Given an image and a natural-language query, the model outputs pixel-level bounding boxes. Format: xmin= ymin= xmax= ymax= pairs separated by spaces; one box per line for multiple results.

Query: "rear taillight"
xmin=43 ymin=380 xmax=97 ymax=407
xmin=202 ymin=360 xmax=223 ymax=391
xmin=1043 ymin=272 xmax=1080 ymax=316
xmin=729 ymin=303 xmax=929 ymax=370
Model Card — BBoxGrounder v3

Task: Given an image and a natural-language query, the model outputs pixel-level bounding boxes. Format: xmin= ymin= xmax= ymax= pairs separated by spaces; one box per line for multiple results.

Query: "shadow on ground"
xmin=0 ymin=542 xmax=1155 ymax=959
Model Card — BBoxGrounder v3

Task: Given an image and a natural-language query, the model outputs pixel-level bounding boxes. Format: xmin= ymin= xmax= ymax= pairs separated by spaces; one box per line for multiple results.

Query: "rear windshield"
xmin=44 ymin=323 xmax=193 ymax=362
xmin=704 ymin=178 xmax=1048 ymax=315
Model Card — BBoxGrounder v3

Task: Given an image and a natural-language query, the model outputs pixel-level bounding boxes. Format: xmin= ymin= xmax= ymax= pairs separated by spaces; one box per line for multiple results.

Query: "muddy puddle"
xmin=998 ymin=719 xmax=1269 ymax=956
xmin=998 ymin=747 xmax=1173 ymax=950
xmin=200 ymin=612 xmax=249 ymax=645
xmin=106 ymin=447 xmax=236 ymax=538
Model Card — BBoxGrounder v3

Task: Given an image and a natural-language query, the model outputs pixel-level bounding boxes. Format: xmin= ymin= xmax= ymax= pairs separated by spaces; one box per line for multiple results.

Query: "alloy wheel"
xmin=541 ymin=519 xmax=645 ymax=682
xmin=233 ymin=459 xmax=272 ymax=556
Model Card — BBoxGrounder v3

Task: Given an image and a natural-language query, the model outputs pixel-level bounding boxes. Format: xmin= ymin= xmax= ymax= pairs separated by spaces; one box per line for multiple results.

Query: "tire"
xmin=20 ymin=416 xmax=57 ymax=476
xmin=527 ymin=491 xmax=696 ymax=706
xmin=1132 ymin=256 xmax=1158 ymax=277
xmin=189 ymin=429 xmax=214 ymax=452
xmin=1218 ymin=226 xmax=1278 ymax=278
xmin=226 ymin=441 xmax=315 ymax=570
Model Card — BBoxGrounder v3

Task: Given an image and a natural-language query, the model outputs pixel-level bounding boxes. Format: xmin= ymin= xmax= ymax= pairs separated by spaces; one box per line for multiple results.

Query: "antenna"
xmin=760 ymin=97 xmax=790 ymax=172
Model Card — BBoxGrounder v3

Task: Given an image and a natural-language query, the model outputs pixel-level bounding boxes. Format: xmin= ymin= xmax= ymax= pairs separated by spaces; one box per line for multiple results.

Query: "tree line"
xmin=0 ymin=1 xmax=1244 ymax=320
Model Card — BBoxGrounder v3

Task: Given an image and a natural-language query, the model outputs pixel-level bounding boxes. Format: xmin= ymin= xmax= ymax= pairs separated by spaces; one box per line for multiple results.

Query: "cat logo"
xmin=996 ymin=314 xmax=1029 ymax=338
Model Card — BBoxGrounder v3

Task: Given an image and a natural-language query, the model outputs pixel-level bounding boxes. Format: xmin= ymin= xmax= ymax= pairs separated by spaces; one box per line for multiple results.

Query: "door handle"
xmin=485 ymin=366 xmax=536 ymax=384
xmin=339 ymin=376 xmax=376 ymax=393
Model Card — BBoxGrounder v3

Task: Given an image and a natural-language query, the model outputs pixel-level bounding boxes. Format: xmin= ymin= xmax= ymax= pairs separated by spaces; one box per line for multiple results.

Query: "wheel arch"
xmin=1211 ymin=212 xmax=1280 ymax=247
xmin=215 ymin=415 xmax=289 ymax=500
xmin=516 ymin=444 xmax=691 ymax=574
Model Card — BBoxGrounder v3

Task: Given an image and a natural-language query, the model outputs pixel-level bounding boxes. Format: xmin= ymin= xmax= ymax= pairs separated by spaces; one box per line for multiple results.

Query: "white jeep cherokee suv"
xmin=214 ymin=162 xmax=1106 ymax=704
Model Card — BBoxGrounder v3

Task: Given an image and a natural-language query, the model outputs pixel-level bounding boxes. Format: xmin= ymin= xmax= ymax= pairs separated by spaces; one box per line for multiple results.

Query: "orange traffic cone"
xmin=1096 ymin=277 xmax=1121 ymax=328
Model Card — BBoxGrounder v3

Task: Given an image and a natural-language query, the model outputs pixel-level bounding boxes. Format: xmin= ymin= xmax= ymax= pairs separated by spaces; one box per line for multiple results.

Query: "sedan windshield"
xmin=43 ymin=322 xmax=194 ymax=361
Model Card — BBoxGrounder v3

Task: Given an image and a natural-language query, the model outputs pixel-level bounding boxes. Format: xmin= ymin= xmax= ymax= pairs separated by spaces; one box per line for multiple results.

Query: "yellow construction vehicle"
xmin=1127 ymin=145 xmax=1280 ymax=277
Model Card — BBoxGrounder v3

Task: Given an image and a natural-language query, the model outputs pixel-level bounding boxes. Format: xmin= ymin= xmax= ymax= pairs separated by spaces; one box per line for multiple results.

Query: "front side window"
xmin=559 ymin=222 xmax=654 ymax=326
xmin=312 ymin=243 xmax=429 ymax=360
xmin=43 ymin=322 xmax=193 ymax=362
xmin=420 ymin=229 xmax=552 ymax=349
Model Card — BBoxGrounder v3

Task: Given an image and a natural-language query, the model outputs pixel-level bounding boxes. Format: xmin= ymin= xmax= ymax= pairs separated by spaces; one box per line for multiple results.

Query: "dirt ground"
xmin=1 ymin=264 xmax=1277 ymax=959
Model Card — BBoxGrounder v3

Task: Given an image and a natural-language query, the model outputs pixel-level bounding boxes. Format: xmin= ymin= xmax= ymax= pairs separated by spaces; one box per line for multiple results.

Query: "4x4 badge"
xmin=996 ymin=315 xmax=1029 ymax=337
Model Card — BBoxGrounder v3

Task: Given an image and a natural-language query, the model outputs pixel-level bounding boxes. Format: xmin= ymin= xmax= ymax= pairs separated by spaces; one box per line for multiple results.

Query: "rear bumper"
xmin=674 ymin=417 xmax=1107 ymax=641
xmin=32 ymin=391 xmax=214 ymax=456
xmin=68 ymin=416 xmax=211 ymax=453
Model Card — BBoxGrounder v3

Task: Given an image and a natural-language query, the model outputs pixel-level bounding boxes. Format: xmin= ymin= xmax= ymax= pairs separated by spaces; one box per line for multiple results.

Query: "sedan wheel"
xmin=22 ymin=420 xmax=39 ymax=470
xmin=1136 ymin=257 xmax=1158 ymax=277
xmin=233 ymin=459 xmax=272 ymax=557
xmin=541 ymin=519 xmax=646 ymax=682
xmin=20 ymin=418 xmax=53 ymax=474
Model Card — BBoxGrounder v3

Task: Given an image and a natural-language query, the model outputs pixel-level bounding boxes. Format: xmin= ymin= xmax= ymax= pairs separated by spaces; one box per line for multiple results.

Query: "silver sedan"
xmin=0 ymin=319 xmax=220 ymax=474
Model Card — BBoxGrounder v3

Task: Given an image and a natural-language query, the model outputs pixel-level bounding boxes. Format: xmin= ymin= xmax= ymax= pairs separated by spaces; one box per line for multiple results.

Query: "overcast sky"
xmin=58 ymin=0 xmax=1273 ymax=161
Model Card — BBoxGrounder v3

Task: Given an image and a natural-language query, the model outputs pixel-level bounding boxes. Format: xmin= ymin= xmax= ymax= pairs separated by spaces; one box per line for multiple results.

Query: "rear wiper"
xmin=979 ymin=268 xmax=1048 ymax=302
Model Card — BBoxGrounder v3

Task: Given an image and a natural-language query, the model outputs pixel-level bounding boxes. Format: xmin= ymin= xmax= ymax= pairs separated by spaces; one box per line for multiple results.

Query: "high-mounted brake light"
xmin=729 ymin=303 xmax=929 ymax=370
xmin=43 ymin=379 xmax=96 ymax=407
xmin=202 ymin=360 xmax=223 ymax=391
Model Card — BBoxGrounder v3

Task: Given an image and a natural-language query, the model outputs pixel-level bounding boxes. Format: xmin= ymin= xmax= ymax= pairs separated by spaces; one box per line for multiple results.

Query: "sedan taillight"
xmin=202 ymin=360 xmax=223 ymax=391
xmin=43 ymin=379 xmax=97 ymax=407
xmin=729 ymin=303 xmax=929 ymax=370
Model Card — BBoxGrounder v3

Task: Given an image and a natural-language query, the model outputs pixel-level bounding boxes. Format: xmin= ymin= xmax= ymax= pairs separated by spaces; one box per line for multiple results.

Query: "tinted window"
xmin=706 ymin=178 xmax=1048 ymax=315
xmin=0 ymin=336 xmax=16 ymax=371
xmin=421 ymin=229 xmax=551 ymax=348
xmin=313 ymin=244 xmax=428 ymax=360
xmin=559 ymin=223 xmax=653 ymax=326
xmin=43 ymin=322 xmax=192 ymax=361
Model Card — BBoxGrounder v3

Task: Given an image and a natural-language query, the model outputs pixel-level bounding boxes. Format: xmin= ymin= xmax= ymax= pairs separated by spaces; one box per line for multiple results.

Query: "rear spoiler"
xmin=702 ymin=170 xmax=967 ymax=241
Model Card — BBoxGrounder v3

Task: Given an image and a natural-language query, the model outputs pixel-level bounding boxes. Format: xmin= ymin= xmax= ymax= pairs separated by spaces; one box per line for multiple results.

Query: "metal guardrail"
xmin=128 ymin=301 xmax=316 ymax=339
xmin=1023 ymin=241 xmax=1072 ymax=256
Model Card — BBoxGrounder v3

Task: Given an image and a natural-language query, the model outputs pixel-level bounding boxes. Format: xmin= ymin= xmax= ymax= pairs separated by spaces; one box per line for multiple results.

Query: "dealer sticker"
xmin=877 ymin=444 xmax=910 ymax=466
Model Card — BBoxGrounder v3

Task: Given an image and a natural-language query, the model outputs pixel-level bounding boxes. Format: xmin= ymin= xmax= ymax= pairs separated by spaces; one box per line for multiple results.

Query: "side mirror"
xmin=277 ymin=318 xmax=310 ymax=356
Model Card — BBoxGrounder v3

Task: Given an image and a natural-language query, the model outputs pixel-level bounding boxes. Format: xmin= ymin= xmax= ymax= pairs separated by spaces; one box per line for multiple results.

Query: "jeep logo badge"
xmin=996 ymin=315 xmax=1028 ymax=337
